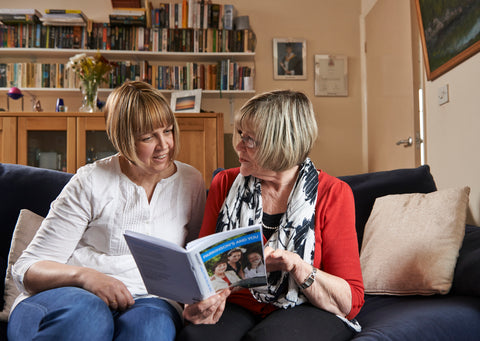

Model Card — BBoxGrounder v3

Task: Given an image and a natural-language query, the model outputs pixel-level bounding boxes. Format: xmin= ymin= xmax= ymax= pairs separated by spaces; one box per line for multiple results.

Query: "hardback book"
xmin=45 ymin=9 xmax=87 ymax=19
xmin=109 ymin=7 xmax=146 ymax=26
xmin=0 ymin=9 xmax=41 ymax=24
xmin=124 ymin=224 xmax=267 ymax=304
xmin=41 ymin=10 xmax=88 ymax=26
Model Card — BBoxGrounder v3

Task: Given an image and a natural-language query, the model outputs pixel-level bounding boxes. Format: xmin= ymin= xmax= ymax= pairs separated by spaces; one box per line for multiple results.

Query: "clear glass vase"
xmin=79 ymin=80 xmax=98 ymax=112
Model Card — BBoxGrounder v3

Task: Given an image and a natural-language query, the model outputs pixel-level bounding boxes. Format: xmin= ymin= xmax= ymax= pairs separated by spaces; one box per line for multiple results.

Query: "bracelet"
xmin=299 ymin=267 xmax=317 ymax=290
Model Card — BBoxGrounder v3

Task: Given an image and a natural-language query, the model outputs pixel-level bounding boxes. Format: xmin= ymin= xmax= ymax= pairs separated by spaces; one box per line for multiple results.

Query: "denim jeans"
xmin=7 ymin=287 xmax=182 ymax=341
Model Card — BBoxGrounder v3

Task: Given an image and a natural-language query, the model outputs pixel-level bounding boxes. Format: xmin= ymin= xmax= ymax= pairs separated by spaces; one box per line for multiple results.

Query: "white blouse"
xmin=12 ymin=155 xmax=205 ymax=309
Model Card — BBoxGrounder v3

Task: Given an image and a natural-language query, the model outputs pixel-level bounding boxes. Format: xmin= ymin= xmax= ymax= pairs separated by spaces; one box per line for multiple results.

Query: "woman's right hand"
xmin=183 ymin=288 xmax=231 ymax=324
xmin=78 ymin=267 xmax=135 ymax=311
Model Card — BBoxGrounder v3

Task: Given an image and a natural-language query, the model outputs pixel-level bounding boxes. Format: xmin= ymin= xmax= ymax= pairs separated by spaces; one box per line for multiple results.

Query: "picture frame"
xmin=314 ymin=55 xmax=348 ymax=97
xmin=170 ymin=89 xmax=202 ymax=113
xmin=273 ymin=38 xmax=307 ymax=80
xmin=415 ymin=0 xmax=480 ymax=81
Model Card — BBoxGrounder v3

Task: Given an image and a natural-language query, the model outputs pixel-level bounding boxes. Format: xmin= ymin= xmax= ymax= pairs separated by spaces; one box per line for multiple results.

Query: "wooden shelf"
xmin=0 ymin=87 xmax=255 ymax=97
xmin=0 ymin=48 xmax=255 ymax=62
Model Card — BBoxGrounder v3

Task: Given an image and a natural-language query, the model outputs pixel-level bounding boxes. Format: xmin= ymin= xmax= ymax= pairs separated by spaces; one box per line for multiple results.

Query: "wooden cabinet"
xmin=0 ymin=112 xmax=224 ymax=187
xmin=0 ymin=116 xmax=16 ymax=164
xmin=176 ymin=113 xmax=224 ymax=187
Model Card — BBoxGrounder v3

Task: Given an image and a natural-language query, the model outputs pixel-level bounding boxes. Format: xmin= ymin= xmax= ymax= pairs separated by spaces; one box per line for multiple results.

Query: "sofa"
xmin=0 ymin=162 xmax=479 ymax=340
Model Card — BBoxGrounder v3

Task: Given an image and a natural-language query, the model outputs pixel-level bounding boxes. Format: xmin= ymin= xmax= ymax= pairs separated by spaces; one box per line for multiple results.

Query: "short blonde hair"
xmin=104 ymin=81 xmax=180 ymax=165
xmin=235 ymin=90 xmax=318 ymax=172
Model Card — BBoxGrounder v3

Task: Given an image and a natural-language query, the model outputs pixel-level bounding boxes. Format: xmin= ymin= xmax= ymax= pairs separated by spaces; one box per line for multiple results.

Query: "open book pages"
xmin=124 ymin=224 xmax=267 ymax=303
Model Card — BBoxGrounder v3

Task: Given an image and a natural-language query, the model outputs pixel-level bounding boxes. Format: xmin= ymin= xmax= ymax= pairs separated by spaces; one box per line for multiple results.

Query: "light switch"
xmin=438 ymin=84 xmax=449 ymax=105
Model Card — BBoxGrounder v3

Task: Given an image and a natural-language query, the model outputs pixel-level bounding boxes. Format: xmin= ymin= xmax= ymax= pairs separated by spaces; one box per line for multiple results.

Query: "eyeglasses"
xmin=238 ymin=131 xmax=256 ymax=149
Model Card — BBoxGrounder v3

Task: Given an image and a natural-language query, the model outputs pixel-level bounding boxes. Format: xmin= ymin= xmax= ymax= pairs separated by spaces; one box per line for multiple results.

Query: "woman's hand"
xmin=183 ymin=288 xmax=231 ymax=324
xmin=264 ymin=246 xmax=301 ymax=273
xmin=78 ymin=267 xmax=135 ymax=311
xmin=264 ymin=246 xmax=352 ymax=317
xmin=24 ymin=261 xmax=135 ymax=311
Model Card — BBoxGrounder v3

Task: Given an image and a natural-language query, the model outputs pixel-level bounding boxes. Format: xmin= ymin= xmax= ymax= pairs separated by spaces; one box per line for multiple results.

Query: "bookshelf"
xmin=0 ymin=4 xmax=257 ymax=96
xmin=0 ymin=47 xmax=255 ymax=96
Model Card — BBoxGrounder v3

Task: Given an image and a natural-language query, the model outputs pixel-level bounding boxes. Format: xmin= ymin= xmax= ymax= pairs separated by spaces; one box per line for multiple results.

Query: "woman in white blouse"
xmin=7 ymin=81 xmax=206 ymax=341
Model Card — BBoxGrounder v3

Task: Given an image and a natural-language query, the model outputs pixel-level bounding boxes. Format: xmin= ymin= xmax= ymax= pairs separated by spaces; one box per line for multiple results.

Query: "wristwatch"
xmin=300 ymin=267 xmax=317 ymax=290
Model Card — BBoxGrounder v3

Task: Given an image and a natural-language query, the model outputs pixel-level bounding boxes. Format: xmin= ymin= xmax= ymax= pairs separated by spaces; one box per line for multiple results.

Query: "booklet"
xmin=124 ymin=224 xmax=267 ymax=304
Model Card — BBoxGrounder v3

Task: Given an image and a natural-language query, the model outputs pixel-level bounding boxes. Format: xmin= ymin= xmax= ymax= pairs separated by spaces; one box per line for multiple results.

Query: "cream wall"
xmin=1 ymin=0 xmax=364 ymax=176
xmin=360 ymin=0 xmax=480 ymax=226
xmin=425 ymin=53 xmax=480 ymax=226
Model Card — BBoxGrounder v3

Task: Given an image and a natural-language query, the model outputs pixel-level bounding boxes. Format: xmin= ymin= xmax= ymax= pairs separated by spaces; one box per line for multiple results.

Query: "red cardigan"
xmin=200 ymin=168 xmax=364 ymax=319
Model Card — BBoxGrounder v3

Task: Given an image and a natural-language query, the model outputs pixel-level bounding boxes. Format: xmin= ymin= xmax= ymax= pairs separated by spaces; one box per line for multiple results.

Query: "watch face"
xmin=300 ymin=268 xmax=316 ymax=289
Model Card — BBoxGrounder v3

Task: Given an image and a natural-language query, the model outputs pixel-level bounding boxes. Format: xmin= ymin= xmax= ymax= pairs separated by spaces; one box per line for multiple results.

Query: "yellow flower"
xmin=67 ymin=52 xmax=114 ymax=85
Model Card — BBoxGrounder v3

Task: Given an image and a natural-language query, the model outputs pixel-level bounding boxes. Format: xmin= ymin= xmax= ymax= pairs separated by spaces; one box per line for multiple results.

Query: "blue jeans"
xmin=7 ymin=287 xmax=182 ymax=341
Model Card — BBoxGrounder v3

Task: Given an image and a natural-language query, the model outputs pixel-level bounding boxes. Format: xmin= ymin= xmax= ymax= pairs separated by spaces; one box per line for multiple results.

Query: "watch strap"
xmin=299 ymin=267 xmax=317 ymax=290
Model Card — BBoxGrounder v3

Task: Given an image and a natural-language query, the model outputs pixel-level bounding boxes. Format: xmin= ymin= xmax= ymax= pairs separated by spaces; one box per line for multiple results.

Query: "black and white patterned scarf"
xmin=215 ymin=158 xmax=318 ymax=308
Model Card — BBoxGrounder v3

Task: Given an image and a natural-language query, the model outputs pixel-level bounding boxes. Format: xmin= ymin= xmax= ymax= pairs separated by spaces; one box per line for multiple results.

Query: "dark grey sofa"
xmin=0 ymin=163 xmax=479 ymax=340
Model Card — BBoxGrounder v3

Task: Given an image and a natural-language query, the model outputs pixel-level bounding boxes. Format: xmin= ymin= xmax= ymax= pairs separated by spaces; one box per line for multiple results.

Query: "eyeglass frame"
xmin=237 ymin=130 xmax=257 ymax=149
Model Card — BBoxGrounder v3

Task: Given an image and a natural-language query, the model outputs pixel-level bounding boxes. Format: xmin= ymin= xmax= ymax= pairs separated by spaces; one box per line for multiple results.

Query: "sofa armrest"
xmin=0 ymin=163 xmax=73 ymax=308
xmin=451 ymin=224 xmax=480 ymax=296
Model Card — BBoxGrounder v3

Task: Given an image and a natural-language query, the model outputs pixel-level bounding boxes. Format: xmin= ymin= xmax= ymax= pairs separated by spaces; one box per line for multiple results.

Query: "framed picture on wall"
xmin=415 ymin=0 xmax=480 ymax=80
xmin=314 ymin=55 xmax=348 ymax=97
xmin=273 ymin=38 xmax=307 ymax=80
xmin=170 ymin=89 xmax=202 ymax=113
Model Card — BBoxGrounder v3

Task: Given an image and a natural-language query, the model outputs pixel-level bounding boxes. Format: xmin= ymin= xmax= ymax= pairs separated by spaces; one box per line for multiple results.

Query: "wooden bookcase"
xmin=0 ymin=112 xmax=224 ymax=188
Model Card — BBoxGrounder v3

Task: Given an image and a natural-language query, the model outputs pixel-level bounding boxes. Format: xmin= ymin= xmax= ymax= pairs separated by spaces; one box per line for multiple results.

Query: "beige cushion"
xmin=0 ymin=209 xmax=44 ymax=321
xmin=360 ymin=187 xmax=470 ymax=296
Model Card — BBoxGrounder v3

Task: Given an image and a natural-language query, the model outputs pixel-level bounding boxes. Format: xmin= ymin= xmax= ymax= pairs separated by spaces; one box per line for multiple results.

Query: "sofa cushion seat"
xmin=353 ymin=294 xmax=480 ymax=341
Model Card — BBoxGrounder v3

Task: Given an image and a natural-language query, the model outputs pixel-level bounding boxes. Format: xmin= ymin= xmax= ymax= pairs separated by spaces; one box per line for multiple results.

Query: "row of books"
xmin=0 ymin=23 xmax=256 ymax=53
xmin=143 ymin=60 xmax=253 ymax=91
xmin=0 ymin=24 xmax=85 ymax=49
xmin=0 ymin=3 xmax=240 ymax=31
xmin=148 ymin=1 xmax=236 ymax=30
xmin=0 ymin=60 xmax=254 ymax=91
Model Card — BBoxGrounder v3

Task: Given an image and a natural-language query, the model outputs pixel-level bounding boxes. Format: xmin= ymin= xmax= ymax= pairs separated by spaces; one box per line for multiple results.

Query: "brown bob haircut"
xmin=104 ymin=81 xmax=180 ymax=165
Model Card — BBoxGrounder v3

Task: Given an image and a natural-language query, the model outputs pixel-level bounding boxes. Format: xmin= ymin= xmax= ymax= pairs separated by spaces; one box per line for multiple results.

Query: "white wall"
xmin=425 ymin=52 xmax=480 ymax=226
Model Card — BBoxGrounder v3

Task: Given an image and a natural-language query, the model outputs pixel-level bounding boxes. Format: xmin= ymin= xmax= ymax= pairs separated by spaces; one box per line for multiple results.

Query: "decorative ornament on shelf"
xmin=66 ymin=53 xmax=114 ymax=112
xmin=6 ymin=87 xmax=43 ymax=112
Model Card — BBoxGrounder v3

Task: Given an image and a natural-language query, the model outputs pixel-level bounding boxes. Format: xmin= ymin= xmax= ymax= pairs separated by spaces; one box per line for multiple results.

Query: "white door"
xmin=365 ymin=0 xmax=422 ymax=172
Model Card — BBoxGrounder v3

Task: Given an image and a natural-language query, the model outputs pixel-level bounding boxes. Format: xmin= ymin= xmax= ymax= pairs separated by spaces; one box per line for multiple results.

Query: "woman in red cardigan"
xmin=178 ymin=90 xmax=364 ymax=341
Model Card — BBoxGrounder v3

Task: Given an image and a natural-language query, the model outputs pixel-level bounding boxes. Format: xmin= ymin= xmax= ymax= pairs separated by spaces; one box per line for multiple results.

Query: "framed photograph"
xmin=170 ymin=89 xmax=202 ymax=113
xmin=273 ymin=38 xmax=307 ymax=80
xmin=314 ymin=55 xmax=348 ymax=97
xmin=415 ymin=0 xmax=480 ymax=81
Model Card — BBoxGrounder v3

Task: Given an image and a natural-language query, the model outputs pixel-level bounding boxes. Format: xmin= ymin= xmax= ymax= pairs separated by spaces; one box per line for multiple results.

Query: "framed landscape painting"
xmin=170 ymin=89 xmax=202 ymax=113
xmin=415 ymin=0 xmax=480 ymax=80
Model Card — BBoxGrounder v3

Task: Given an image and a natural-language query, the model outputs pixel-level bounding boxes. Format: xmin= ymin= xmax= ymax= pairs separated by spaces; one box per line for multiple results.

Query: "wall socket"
xmin=438 ymin=84 xmax=449 ymax=105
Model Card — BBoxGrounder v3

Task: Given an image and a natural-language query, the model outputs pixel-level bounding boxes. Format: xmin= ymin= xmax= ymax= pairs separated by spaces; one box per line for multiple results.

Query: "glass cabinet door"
xmin=77 ymin=117 xmax=116 ymax=168
xmin=17 ymin=116 xmax=76 ymax=173
xmin=0 ymin=116 xmax=17 ymax=164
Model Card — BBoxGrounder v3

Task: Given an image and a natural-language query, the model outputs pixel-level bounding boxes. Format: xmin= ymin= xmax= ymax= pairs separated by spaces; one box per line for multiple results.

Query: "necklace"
xmin=262 ymin=222 xmax=279 ymax=230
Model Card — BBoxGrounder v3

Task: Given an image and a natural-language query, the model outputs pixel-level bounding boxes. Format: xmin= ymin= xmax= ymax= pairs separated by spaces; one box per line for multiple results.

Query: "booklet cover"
xmin=124 ymin=224 xmax=267 ymax=304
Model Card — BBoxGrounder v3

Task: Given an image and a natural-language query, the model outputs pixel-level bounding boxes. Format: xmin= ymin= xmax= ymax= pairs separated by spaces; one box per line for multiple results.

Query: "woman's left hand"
xmin=264 ymin=246 xmax=301 ymax=273
xmin=264 ymin=246 xmax=353 ymax=317
xmin=183 ymin=288 xmax=231 ymax=324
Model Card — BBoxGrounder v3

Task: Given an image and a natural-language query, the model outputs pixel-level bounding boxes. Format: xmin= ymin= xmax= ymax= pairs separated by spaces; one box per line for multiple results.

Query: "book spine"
xmin=187 ymin=252 xmax=214 ymax=298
